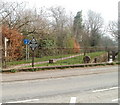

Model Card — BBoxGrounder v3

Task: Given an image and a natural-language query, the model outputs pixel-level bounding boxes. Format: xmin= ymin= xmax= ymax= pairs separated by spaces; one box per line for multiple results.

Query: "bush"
xmin=11 ymin=69 xmax=16 ymax=73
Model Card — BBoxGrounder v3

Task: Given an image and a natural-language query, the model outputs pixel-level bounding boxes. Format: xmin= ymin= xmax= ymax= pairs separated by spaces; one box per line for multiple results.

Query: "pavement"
xmin=2 ymin=65 xmax=118 ymax=103
xmin=2 ymin=65 xmax=118 ymax=82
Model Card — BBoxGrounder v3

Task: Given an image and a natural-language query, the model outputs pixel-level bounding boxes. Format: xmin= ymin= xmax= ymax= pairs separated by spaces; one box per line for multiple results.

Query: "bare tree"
xmin=84 ymin=10 xmax=104 ymax=47
xmin=0 ymin=2 xmax=26 ymax=28
xmin=21 ymin=8 xmax=51 ymax=39
xmin=108 ymin=21 xmax=118 ymax=41
xmin=49 ymin=6 xmax=68 ymax=47
xmin=0 ymin=2 xmax=50 ymax=38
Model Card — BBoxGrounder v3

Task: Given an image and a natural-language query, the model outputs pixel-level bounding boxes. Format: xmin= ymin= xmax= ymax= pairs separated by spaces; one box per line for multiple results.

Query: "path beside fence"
xmin=4 ymin=53 xmax=83 ymax=70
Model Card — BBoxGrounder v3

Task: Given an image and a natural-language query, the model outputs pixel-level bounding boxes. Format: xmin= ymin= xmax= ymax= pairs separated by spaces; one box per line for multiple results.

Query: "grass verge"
xmin=30 ymin=51 xmax=106 ymax=67
xmin=6 ymin=54 xmax=77 ymax=66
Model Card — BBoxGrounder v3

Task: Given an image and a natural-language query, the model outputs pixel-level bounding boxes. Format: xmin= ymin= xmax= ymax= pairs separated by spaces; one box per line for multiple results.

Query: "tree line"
xmin=0 ymin=1 xmax=117 ymax=61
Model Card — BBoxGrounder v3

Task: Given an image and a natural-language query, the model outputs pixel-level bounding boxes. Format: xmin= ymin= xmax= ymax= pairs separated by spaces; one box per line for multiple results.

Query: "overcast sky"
xmin=4 ymin=0 xmax=119 ymax=24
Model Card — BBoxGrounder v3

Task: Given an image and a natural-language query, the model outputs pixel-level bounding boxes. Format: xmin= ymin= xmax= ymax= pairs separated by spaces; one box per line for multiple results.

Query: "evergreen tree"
xmin=73 ymin=11 xmax=83 ymax=43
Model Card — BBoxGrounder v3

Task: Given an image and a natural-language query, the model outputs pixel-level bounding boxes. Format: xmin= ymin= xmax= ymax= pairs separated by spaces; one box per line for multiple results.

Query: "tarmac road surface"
xmin=2 ymin=65 xmax=118 ymax=103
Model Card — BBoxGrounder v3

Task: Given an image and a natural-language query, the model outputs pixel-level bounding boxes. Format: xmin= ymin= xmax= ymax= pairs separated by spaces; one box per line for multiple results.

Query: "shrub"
xmin=11 ymin=69 xmax=16 ymax=73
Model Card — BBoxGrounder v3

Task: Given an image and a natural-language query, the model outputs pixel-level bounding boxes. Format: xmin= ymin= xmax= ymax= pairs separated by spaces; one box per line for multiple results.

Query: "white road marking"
xmin=7 ymin=99 xmax=39 ymax=103
xmin=92 ymin=87 xmax=118 ymax=93
xmin=112 ymin=98 xmax=119 ymax=102
xmin=70 ymin=97 xmax=76 ymax=105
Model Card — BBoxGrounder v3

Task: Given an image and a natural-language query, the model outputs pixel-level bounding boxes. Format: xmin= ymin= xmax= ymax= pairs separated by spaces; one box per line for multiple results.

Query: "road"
xmin=2 ymin=65 xmax=118 ymax=103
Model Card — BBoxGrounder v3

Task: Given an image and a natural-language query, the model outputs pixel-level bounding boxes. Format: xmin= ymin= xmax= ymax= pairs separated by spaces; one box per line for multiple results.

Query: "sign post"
xmin=32 ymin=50 xmax=34 ymax=67
xmin=5 ymin=37 xmax=9 ymax=57
xmin=24 ymin=39 xmax=30 ymax=61
xmin=4 ymin=37 xmax=9 ymax=68
xmin=29 ymin=37 xmax=38 ymax=67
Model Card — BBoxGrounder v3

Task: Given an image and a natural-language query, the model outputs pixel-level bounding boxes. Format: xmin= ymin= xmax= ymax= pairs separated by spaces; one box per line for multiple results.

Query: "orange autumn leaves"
xmin=2 ymin=26 xmax=24 ymax=61
xmin=2 ymin=26 xmax=80 ymax=61
xmin=73 ymin=38 xmax=80 ymax=53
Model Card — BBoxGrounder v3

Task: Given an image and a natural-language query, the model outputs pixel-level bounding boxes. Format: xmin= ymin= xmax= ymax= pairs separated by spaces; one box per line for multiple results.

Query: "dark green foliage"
xmin=73 ymin=11 xmax=83 ymax=30
xmin=11 ymin=69 xmax=17 ymax=73
xmin=39 ymin=39 xmax=55 ymax=48
xmin=73 ymin=11 xmax=83 ymax=43
xmin=90 ymin=32 xmax=101 ymax=47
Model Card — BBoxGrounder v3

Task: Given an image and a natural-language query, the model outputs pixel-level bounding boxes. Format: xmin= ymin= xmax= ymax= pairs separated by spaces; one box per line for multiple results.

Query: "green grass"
xmin=118 ymin=52 xmax=120 ymax=61
xmin=29 ymin=51 xmax=106 ymax=67
xmin=6 ymin=54 xmax=77 ymax=66
xmin=10 ymin=69 xmax=17 ymax=73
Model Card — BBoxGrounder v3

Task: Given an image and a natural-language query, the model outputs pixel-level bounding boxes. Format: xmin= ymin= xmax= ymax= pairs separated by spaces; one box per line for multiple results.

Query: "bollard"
xmin=49 ymin=59 xmax=54 ymax=63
